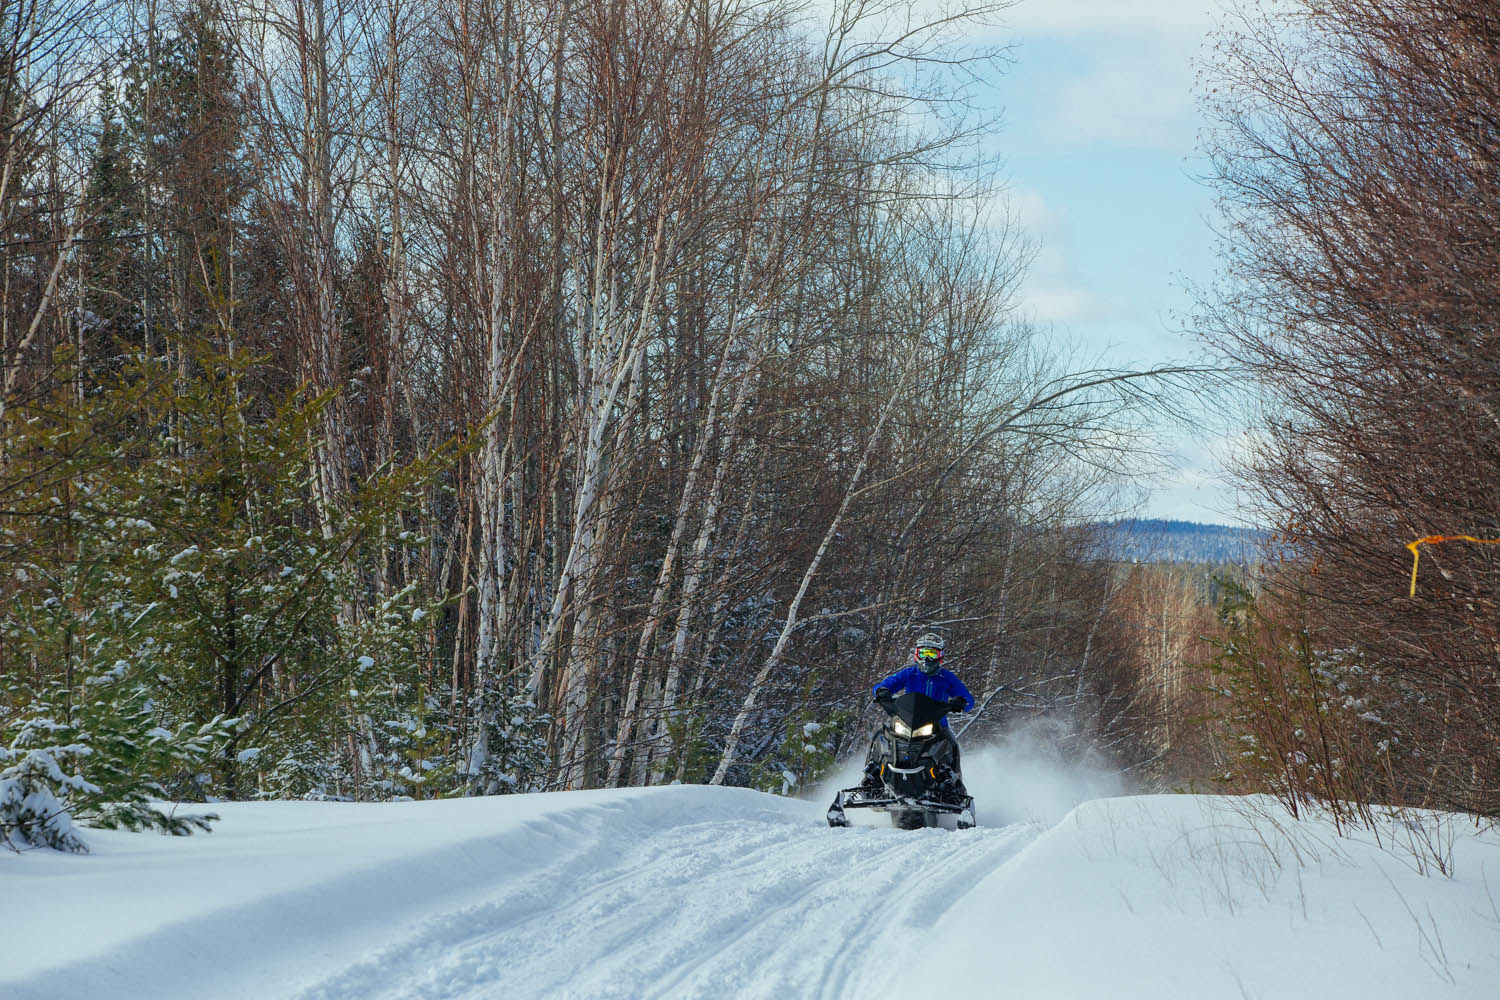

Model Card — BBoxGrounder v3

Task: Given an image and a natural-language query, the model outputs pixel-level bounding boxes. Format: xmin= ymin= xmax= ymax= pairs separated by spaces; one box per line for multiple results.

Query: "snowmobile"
xmin=826 ymin=689 xmax=976 ymax=830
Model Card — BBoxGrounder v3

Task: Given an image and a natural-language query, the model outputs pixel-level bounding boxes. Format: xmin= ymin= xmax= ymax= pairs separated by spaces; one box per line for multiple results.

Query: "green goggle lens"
xmin=916 ymin=648 xmax=940 ymax=659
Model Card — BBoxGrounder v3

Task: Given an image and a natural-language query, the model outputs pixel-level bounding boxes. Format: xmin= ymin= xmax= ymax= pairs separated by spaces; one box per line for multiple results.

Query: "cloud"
xmin=1019 ymin=268 xmax=1114 ymax=325
xmin=1141 ymin=425 xmax=1270 ymax=526
xmin=1037 ymin=40 xmax=1200 ymax=150
xmin=989 ymin=0 xmax=1248 ymax=152
xmin=1001 ymin=186 xmax=1114 ymax=324
xmin=1002 ymin=0 xmax=1228 ymax=41
xmin=1004 ymin=184 xmax=1054 ymax=232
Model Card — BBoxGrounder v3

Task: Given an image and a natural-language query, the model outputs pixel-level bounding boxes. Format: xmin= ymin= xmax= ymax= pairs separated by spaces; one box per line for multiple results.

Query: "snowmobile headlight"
xmin=911 ymin=723 xmax=935 ymax=738
xmin=891 ymin=718 xmax=911 ymax=737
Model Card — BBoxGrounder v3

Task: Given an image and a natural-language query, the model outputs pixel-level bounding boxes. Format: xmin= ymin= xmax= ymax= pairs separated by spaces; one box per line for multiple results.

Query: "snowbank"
xmin=2 ymin=786 xmax=796 ymax=999
xmin=2 ymin=785 xmax=1496 ymax=999
xmin=933 ymin=794 xmax=1500 ymax=999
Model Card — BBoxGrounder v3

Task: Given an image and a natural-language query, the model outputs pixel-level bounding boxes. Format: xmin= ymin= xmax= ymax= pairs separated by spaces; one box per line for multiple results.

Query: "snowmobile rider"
xmin=869 ymin=633 xmax=974 ymax=800
xmin=871 ymin=633 xmax=974 ymax=727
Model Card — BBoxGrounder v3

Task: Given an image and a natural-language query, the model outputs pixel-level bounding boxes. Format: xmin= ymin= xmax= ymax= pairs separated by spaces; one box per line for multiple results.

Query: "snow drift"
xmin=3 ymin=783 xmax=1497 ymax=999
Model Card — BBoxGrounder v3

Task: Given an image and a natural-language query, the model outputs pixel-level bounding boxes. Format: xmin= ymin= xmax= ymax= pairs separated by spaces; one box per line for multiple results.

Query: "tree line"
xmin=1200 ymin=0 xmax=1500 ymax=821
xmin=2 ymin=0 xmax=1202 ymax=842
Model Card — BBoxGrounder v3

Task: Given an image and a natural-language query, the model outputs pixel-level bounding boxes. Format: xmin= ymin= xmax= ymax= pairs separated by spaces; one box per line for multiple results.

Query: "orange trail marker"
xmin=1406 ymin=535 xmax=1500 ymax=597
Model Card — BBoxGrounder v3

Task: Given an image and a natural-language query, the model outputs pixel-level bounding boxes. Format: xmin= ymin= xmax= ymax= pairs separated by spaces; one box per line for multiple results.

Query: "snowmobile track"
xmin=295 ymin=806 xmax=1036 ymax=1000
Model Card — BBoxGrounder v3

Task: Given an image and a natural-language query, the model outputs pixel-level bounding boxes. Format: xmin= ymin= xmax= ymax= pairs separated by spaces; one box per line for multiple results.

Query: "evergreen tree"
xmin=116 ymin=1 xmax=252 ymax=352
xmin=0 ymin=353 xmax=227 ymax=848
xmin=1202 ymin=581 xmax=1401 ymax=828
xmin=79 ymin=87 xmax=142 ymax=352
xmin=1 ymin=344 xmax=457 ymax=849
xmin=106 ymin=346 xmax=447 ymax=800
xmin=748 ymin=693 xmax=850 ymax=797
xmin=0 ymin=748 xmax=92 ymax=853
xmin=464 ymin=680 xmax=552 ymax=796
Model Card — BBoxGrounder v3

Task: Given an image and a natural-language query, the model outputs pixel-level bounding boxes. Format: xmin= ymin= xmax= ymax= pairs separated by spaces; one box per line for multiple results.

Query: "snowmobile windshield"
xmin=881 ymin=690 xmax=949 ymax=731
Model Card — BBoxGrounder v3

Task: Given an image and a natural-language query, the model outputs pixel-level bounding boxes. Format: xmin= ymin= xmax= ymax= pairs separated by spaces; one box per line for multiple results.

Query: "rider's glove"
xmin=874 ymin=688 xmax=893 ymax=704
xmin=946 ymin=696 xmax=966 ymax=711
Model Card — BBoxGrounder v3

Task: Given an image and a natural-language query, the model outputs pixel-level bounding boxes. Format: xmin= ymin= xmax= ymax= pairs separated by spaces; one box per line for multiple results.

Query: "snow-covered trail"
xmin=298 ymin=799 xmax=1033 ymax=1000
xmin=8 ymin=777 xmax=1500 ymax=999
xmin=4 ymin=786 xmax=1037 ymax=1000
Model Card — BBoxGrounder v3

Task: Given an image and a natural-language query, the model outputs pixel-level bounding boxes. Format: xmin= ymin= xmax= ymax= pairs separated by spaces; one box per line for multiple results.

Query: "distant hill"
xmin=1094 ymin=519 xmax=1266 ymax=565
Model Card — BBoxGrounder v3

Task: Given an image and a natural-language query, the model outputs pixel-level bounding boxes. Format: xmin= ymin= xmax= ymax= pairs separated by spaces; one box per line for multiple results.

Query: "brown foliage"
xmin=1202 ymin=0 xmax=1500 ymax=815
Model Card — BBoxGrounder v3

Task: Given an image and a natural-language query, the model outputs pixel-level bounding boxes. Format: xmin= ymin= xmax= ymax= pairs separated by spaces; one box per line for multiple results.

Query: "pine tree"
xmin=748 ymin=691 xmax=850 ymax=797
xmin=0 ymin=748 xmax=92 ymax=853
xmin=1202 ymin=581 xmax=1398 ymax=828
xmin=464 ymin=680 xmax=552 ymax=796
xmin=1 ymin=343 xmax=456 ymax=849
xmin=115 ymin=0 xmax=252 ymax=353
xmin=79 ymin=88 xmax=142 ymax=352
xmin=0 ymin=353 xmax=227 ymax=849
xmin=105 ymin=346 xmax=448 ymax=800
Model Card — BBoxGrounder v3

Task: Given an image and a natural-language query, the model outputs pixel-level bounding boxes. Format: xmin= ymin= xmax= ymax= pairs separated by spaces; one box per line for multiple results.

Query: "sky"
xmin=983 ymin=0 xmax=1250 ymax=525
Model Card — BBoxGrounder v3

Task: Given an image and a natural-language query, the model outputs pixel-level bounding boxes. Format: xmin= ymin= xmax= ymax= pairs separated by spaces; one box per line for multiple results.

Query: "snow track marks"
xmin=297 ymin=800 xmax=1035 ymax=1000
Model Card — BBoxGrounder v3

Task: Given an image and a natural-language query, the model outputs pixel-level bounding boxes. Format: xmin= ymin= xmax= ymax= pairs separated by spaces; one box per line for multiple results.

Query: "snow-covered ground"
xmin=5 ymin=749 xmax=1498 ymax=999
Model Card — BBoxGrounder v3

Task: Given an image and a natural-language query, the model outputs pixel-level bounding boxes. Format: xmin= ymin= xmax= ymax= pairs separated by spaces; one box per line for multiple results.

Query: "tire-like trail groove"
xmin=297 ymin=810 xmax=1036 ymax=1000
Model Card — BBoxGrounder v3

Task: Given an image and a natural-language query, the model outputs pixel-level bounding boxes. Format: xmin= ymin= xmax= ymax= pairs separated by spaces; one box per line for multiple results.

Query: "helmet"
xmin=914 ymin=632 xmax=944 ymax=674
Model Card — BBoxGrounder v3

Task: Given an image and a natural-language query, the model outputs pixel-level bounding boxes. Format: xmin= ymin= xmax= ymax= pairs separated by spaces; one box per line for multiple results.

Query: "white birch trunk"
xmin=537 ymin=153 xmax=678 ymax=788
xmin=709 ymin=374 xmax=909 ymax=785
xmin=464 ymin=0 xmax=528 ymax=792
xmin=648 ymin=457 xmax=760 ymax=783
xmin=306 ymin=0 xmax=349 ymax=540
xmin=604 ymin=242 xmax=759 ymax=787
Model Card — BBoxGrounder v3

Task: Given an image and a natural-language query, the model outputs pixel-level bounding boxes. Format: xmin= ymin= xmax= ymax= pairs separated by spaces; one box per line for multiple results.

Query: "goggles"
xmin=915 ymin=647 xmax=941 ymax=660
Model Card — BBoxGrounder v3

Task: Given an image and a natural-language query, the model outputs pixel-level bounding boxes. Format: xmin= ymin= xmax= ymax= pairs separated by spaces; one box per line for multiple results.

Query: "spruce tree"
xmin=1 ymin=344 xmax=455 ymax=848
xmin=106 ymin=347 xmax=448 ymax=800
xmin=80 ymin=88 xmax=143 ymax=352
xmin=0 ymin=353 xmax=226 ymax=848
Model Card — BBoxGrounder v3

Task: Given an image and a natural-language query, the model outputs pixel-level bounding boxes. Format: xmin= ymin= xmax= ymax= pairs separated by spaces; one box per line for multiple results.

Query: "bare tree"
xmin=1201 ymin=0 xmax=1500 ymax=815
xmin=0 ymin=0 xmax=112 ymax=422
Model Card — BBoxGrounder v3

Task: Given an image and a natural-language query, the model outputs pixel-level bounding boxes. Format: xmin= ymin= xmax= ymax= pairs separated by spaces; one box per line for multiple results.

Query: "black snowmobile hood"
xmin=882 ymin=690 xmax=949 ymax=728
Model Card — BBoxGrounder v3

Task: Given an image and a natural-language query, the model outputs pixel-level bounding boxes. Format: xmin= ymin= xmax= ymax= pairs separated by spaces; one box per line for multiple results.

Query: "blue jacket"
xmin=872 ymin=663 xmax=975 ymax=729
